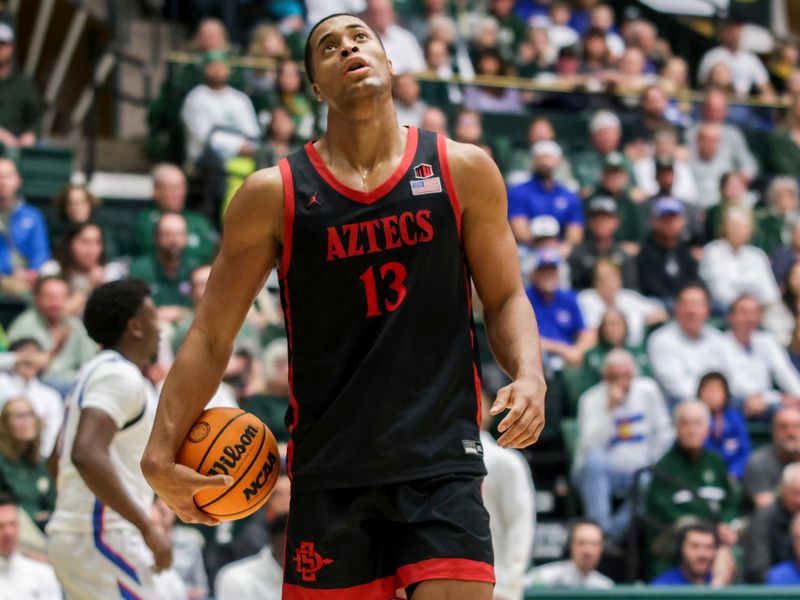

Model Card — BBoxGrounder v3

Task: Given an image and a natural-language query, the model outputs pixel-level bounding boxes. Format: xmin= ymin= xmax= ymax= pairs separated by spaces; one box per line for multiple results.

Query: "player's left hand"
xmin=491 ymin=376 xmax=546 ymax=449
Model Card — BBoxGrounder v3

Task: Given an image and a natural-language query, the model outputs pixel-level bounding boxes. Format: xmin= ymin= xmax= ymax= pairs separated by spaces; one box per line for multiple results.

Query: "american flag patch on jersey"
xmin=410 ymin=177 xmax=442 ymax=196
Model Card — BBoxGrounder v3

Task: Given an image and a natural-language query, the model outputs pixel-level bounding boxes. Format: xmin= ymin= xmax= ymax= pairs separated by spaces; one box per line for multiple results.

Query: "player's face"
xmin=308 ymin=17 xmax=393 ymax=107
xmin=134 ymin=297 xmax=161 ymax=361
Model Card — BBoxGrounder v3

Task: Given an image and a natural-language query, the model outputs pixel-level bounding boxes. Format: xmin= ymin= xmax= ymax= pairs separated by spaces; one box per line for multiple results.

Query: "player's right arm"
xmin=141 ymin=167 xmax=284 ymax=525
xmin=73 ymin=408 xmax=172 ymax=571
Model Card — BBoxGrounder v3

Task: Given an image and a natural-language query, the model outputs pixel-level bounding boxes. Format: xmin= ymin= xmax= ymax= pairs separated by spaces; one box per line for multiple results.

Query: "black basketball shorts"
xmin=282 ymin=473 xmax=495 ymax=599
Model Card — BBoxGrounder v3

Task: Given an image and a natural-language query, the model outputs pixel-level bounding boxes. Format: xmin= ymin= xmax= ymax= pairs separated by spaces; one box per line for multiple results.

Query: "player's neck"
xmin=111 ymin=341 xmax=149 ymax=371
xmin=322 ymin=101 xmax=403 ymax=172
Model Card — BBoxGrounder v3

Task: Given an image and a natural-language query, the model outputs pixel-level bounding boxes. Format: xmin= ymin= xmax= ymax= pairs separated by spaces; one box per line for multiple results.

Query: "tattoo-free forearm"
xmin=483 ymin=291 xmax=543 ymax=381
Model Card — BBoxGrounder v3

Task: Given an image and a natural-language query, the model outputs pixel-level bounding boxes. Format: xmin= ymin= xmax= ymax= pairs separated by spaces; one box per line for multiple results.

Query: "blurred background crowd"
xmin=3 ymin=0 xmax=800 ymax=598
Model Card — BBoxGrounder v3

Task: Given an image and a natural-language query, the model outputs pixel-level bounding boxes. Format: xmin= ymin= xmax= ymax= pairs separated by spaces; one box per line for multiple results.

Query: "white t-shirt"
xmin=0 ymin=551 xmax=62 ymax=600
xmin=46 ymin=350 xmax=157 ymax=534
xmin=697 ymin=46 xmax=769 ymax=97
xmin=0 ymin=373 xmax=63 ymax=457
xmin=181 ymin=84 xmax=260 ymax=163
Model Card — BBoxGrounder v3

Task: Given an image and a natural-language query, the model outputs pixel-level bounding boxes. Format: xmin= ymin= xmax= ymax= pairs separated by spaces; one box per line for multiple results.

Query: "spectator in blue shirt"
xmin=0 ymin=158 xmax=50 ymax=294
xmin=526 ymin=248 xmax=595 ymax=369
xmin=508 ymin=141 xmax=584 ymax=256
xmin=767 ymin=512 xmax=800 ymax=585
xmin=652 ymin=523 xmax=731 ymax=586
xmin=698 ymin=371 xmax=752 ymax=480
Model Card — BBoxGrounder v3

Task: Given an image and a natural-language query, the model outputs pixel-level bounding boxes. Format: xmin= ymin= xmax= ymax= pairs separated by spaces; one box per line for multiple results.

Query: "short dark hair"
xmin=8 ymin=338 xmax=42 ymax=353
xmin=0 ymin=492 xmax=16 ymax=509
xmin=676 ymin=522 xmax=718 ymax=560
xmin=697 ymin=371 xmax=730 ymax=404
xmin=303 ymin=13 xmax=383 ymax=84
xmin=677 ymin=281 xmax=711 ymax=304
xmin=33 ymin=275 xmax=67 ymax=297
xmin=84 ymin=279 xmax=151 ymax=349
xmin=566 ymin=518 xmax=603 ymax=550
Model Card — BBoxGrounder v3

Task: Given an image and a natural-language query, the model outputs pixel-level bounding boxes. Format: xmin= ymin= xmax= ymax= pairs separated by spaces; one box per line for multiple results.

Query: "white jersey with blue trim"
xmin=46 ymin=350 xmax=158 ymax=534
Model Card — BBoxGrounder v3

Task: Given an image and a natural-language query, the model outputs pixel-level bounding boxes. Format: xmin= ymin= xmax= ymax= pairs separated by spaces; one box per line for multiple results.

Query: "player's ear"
xmin=312 ymin=82 xmax=325 ymax=102
xmin=127 ymin=315 xmax=144 ymax=339
xmin=388 ymin=59 xmax=395 ymax=78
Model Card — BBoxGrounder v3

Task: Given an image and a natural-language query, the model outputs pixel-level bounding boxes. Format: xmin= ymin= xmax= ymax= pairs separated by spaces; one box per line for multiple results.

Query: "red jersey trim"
xmin=277 ymin=158 xmax=298 ymax=476
xmin=278 ymin=158 xmax=295 ymax=278
xmin=395 ymin=558 xmax=495 ymax=588
xmin=303 ymin=126 xmax=419 ymax=205
xmin=283 ymin=576 xmax=396 ymax=600
xmin=437 ymin=134 xmax=462 ymax=238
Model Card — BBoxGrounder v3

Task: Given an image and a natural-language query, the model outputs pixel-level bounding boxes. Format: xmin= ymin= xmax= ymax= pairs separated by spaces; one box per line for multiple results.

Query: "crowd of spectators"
xmin=2 ymin=0 xmax=800 ymax=597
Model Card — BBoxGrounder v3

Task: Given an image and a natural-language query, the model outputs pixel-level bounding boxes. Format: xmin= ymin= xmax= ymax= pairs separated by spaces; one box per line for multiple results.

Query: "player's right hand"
xmin=142 ymin=522 xmax=173 ymax=572
xmin=141 ymin=459 xmax=233 ymax=526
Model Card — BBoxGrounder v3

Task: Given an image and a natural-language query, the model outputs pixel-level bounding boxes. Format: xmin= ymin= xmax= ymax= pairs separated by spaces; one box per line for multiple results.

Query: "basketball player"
xmin=142 ymin=13 xmax=546 ymax=600
xmin=47 ymin=280 xmax=182 ymax=599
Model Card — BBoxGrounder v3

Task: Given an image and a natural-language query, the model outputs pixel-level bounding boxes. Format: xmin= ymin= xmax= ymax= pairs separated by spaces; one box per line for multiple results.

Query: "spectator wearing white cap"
xmin=573 ymin=110 xmax=631 ymax=198
xmin=699 ymin=208 xmax=780 ymax=311
xmin=0 ymin=14 xmax=42 ymax=149
xmin=568 ymin=196 xmax=637 ymax=291
xmin=521 ymin=215 xmax=572 ymax=289
xmin=525 ymin=248 xmax=595 ymax=370
xmin=508 ymin=141 xmax=584 ymax=256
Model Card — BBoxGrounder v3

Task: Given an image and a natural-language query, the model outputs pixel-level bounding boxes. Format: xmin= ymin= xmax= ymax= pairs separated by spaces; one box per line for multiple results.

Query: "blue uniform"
xmin=508 ymin=176 xmax=584 ymax=237
xmin=525 ymin=286 xmax=586 ymax=344
xmin=651 ymin=566 xmax=712 ymax=586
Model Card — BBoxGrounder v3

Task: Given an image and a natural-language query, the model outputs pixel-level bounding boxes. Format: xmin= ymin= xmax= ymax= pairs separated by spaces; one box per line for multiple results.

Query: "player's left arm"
xmin=448 ymin=140 xmax=546 ymax=448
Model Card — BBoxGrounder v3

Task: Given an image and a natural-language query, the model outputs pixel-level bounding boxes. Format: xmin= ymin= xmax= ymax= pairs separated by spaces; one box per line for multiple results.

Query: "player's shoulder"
xmin=86 ymin=353 xmax=144 ymax=388
xmin=441 ymin=138 xmax=496 ymax=174
xmin=223 ymin=165 xmax=285 ymax=238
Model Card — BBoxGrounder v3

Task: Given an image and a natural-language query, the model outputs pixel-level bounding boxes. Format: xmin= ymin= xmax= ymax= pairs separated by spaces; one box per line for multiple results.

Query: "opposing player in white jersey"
xmin=45 ymin=280 xmax=216 ymax=599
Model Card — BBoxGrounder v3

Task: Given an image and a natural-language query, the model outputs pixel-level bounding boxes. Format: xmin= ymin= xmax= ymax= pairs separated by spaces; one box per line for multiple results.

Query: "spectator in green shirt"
xmin=754 ymin=176 xmax=800 ymax=258
xmin=646 ymin=401 xmax=740 ymax=559
xmin=586 ymin=153 xmax=644 ymax=252
xmin=0 ymin=16 xmax=42 ymax=149
xmin=7 ymin=276 xmax=97 ymax=392
xmin=132 ymin=164 xmax=218 ymax=262
xmin=129 ymin=213 xmax=200 ymax=323
xmin=573 ymin=110 xmax=630 ymax=198
xmin=0 ymin=398 xmax=55 ymax=530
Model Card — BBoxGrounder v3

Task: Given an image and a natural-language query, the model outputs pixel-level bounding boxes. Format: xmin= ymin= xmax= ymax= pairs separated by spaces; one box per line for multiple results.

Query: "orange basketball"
xmin=176 ymin=407 xmax=281 ymax=521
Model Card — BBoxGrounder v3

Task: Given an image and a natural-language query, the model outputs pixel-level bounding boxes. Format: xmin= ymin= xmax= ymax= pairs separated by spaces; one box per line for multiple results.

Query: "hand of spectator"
xmin=717 ymin=522 xmax=738 ymax=546
xmin=490 ymin=375 xmax=546 ymax=449
xmin=141 ymin=459 xmax=232 ymax=527
xmin=18 ymin=132 xmax=36 ymax=148
xmin=0 ymin=128 xmax=18 ymax=148
xmin=744 ymin=393 xmax=769 ymax=418
xmin=141 ymin=521 xmax=173 ymax=572
xmin=239 ymin=140 xmax=256 ymax=157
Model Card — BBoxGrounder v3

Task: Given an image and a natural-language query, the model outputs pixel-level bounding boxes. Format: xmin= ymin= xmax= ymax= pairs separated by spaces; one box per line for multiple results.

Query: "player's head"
xmin=84 ymin=279 xmax=160 ymax=363
xmin=303 ymin=13 xmax=392 ymax=108
xmin=0 ymin=493 xmax=18 ymax=559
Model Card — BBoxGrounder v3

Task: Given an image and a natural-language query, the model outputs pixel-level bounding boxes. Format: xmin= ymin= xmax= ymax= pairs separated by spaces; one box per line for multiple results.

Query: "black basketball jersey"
xmin=277 ymin=127 xmax=486 ymax=492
